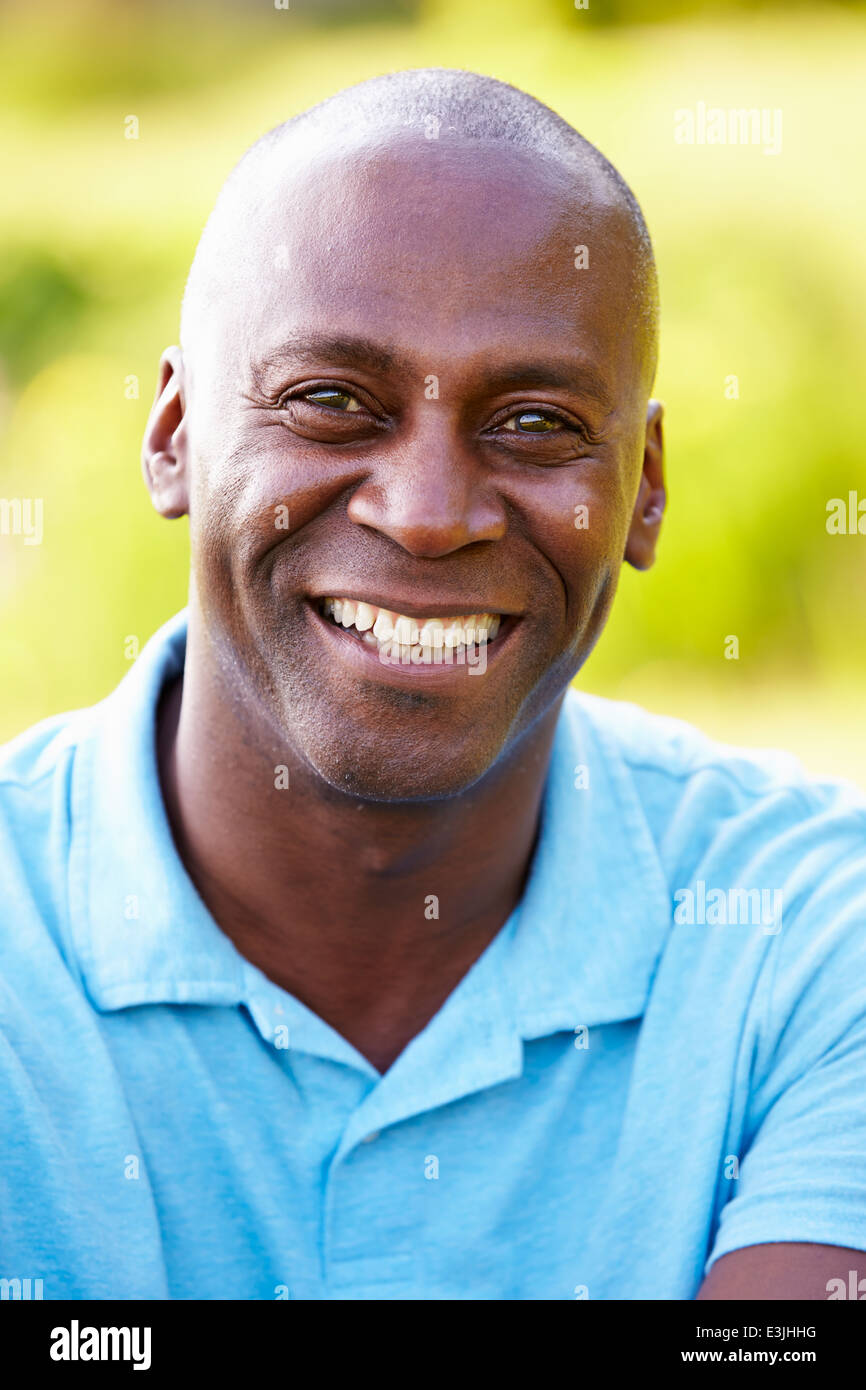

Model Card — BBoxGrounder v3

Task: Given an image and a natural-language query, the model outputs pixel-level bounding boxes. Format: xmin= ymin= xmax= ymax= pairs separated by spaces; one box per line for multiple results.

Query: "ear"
xmin=141 ymin=346 xmax=190 ymax=519
xmin=624 ymin=399 xmax=665 ymax=571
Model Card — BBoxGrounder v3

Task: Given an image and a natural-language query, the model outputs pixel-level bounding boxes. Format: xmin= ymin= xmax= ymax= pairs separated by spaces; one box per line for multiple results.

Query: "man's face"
xmin=165 ymin=134 xmax=660 ymax=800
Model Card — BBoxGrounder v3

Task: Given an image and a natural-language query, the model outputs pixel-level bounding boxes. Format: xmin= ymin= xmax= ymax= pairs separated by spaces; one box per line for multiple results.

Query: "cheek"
xmin=193 ymin=396 xmax=363 ymax=533
xmin=510 ymin=466 xmax=633 ymax=662
xmin=187 ymin=428 xmax=329 ymax=570
xmin=519 ymin=465 xmax=631 ymax=579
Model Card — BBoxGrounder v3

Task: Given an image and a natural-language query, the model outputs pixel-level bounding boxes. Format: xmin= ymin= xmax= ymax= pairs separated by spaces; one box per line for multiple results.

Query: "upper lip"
xmin=308 ymin=592 xmax=521 ymax=619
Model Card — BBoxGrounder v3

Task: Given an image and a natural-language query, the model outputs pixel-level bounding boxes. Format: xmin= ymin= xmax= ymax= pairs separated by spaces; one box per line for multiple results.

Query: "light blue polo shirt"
xmin=1 ymin=609 xmax=866 ymax=1300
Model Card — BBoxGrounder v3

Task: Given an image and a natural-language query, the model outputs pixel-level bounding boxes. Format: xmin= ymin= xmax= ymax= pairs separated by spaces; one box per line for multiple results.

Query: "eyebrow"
xmin=253 ymin=332 xmax=399 ymax=381
xmin=252 ymin=335 xmax=614 ymax=410
xmin=484 ymin=361 xmax=614 ymax=411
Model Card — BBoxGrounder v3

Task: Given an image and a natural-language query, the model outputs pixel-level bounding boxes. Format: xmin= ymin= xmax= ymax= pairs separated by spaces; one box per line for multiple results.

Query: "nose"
xmin=346 ymin=421 xmax=507 ymax=558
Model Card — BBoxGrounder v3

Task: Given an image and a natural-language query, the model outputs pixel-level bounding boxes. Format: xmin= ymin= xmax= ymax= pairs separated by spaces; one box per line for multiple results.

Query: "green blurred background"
xmin=1 ymin=0 xmax=864 ymax=780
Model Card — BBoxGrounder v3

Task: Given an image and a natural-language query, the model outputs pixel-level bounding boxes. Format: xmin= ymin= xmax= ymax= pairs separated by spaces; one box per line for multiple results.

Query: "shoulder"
xmin=568 ymin=687 xmax=816 ymax=794
xmin=563 ymin=693 xmax=866 ymax=1114
xmin=0 ymin=700 xmax=98 ymax=823
xmin=0 ymin=704 xmax=98 ymax=972
xmin=564 ymin=687 xmax=866 ymax=890
xmin=0 ymin=703 xmax=94 ymax=788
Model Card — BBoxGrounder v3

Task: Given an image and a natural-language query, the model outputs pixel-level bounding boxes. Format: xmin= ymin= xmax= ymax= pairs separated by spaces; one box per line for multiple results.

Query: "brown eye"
xmin=503 ymin=410 xmax=562 ymax=434
xmin=304 ymin=388 xmax=362 ymax=412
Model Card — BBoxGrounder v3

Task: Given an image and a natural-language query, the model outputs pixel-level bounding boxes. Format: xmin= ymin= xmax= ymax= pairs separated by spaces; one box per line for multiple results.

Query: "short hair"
xmin=181 ymin=68 xmax=659 ymax=382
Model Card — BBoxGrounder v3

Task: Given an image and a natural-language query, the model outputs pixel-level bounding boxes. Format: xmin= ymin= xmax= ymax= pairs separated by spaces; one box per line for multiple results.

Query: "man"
xmin=1 ymin=68 xmax=864 ymax=1302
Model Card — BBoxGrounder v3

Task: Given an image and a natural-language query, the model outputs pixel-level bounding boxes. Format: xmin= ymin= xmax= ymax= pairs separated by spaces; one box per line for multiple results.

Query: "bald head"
xmin=180 ymin=68 xmax=659 ymax=386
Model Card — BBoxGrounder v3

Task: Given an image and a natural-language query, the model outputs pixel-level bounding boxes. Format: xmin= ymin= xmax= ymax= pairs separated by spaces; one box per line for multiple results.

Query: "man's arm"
xmin=697 ymin=1242 xmax=866 ymax=1299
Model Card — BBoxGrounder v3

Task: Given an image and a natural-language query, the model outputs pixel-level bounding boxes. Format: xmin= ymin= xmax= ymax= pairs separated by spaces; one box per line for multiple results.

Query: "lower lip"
xmin=305 ymin=602 xmax=519 ymax=688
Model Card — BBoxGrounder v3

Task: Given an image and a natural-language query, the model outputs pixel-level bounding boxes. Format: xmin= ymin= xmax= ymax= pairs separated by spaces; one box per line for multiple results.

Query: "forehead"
xmin=210 ymin=134 xmax=643 ymax=387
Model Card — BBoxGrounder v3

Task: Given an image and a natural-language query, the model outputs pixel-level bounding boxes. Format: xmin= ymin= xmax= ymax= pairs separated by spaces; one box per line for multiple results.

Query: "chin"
xmin=296 ymin=725 xmax=504 ymax=805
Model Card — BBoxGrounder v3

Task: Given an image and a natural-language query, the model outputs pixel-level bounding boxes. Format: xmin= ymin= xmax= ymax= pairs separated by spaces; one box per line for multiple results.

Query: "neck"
xmin=157 ymin=615 xmax=563 ymax=1073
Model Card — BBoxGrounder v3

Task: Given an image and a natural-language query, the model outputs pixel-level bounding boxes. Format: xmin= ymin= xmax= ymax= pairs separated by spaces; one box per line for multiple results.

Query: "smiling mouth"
xmin=317 ymin=596 xmax=504 ymax=664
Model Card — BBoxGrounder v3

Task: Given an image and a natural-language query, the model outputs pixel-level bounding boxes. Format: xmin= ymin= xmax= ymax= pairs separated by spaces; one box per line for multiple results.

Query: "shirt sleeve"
xmin=706 ymin=818 xmax=866 ymax=1272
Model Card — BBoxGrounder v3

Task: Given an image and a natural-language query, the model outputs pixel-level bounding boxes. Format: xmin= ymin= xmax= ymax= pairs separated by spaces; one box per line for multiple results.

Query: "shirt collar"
xmin=501 ymin=692 xmax=672 ymax=1037
xmin=68 ymin=610 xmax=672 ymax=1041
xmin=69 ymin=608 xmax=249 ymax=1013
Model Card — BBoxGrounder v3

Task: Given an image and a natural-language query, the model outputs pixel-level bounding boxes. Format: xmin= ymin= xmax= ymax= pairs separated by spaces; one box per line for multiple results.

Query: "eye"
xmin=502 ymin=409 xmax=566 ymax=434
xmin=303 ymin=388 xmax=363 ymax=412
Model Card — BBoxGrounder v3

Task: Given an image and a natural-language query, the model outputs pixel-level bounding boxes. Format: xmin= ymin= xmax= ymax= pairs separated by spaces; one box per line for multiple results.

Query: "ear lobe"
xmin=141 ymin=347 xmax=190 ymax=519
xmin=625 ymin=399 xmax=665 ymax=571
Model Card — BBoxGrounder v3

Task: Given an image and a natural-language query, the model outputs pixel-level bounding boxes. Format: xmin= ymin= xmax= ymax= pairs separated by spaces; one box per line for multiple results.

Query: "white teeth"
xmin=392 ymin=616 xmax=419 ymax=645
xmin=354 ymin=601 xmax=376 ymax=632
xmin=321 ymin=597 xmax=503 ymax=656
xmin=372 ymin=611 xmax=394 ymax=641
xmin=418 ymin=620 xmax=445 ymax=648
